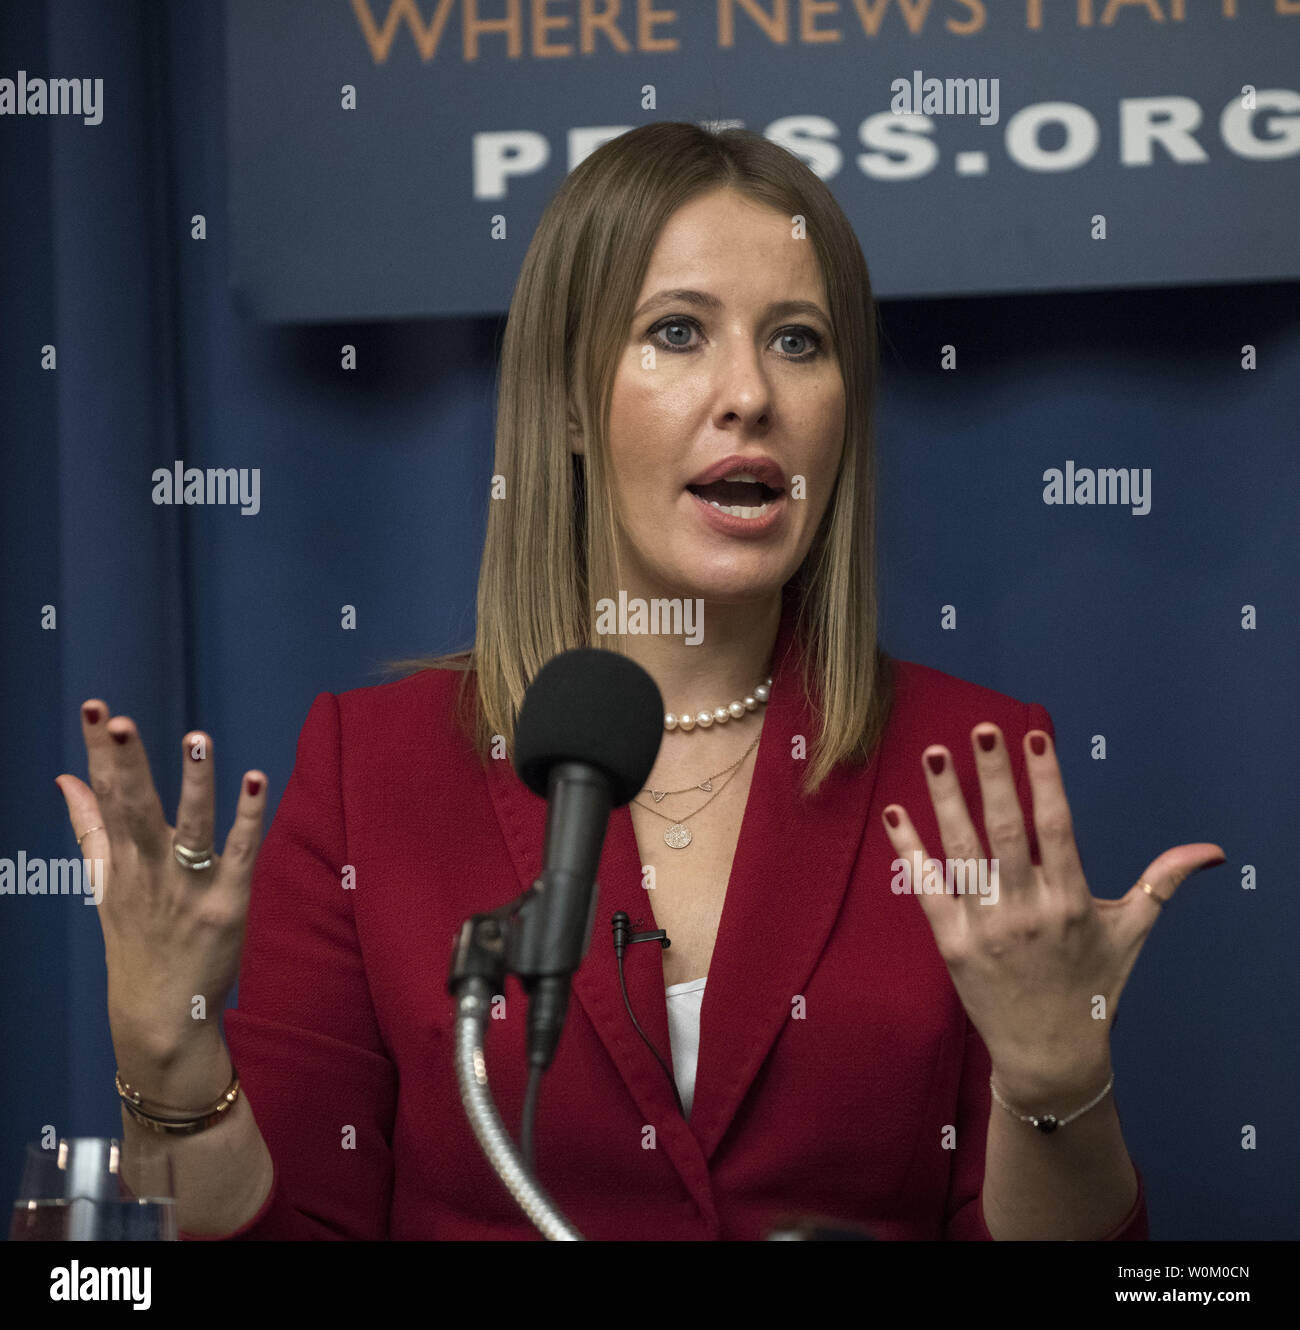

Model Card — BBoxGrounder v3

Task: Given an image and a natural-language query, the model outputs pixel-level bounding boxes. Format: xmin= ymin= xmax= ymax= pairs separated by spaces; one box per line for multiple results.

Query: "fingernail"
xmin=83 ymin=705 xmax=101 ymax=724
xmin=111 ymin=729 xmax=129 ymax=745
xmin=884 ymin=807 xmax=900 ymax=828
xmin=926 ymin=752 xmax=945 ymax=775
xmin=245 ymin=777 xmax=262 ymax=796
xmin=1029 ymin=733 xmax=1047 ymax=756
xmin=976 ymin=730 xmax=996 ymax=752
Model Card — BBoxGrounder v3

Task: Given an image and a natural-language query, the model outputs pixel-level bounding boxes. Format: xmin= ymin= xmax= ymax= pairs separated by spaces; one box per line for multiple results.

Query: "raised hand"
xmin=882 ymin=723 xmax=1224 ymax=1108
xmin=54 ymin=701 xmax=269 ymax=1102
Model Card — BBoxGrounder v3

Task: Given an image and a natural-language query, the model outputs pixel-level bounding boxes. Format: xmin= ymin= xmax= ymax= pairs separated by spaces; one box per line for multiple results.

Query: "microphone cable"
xmin=517 ymin=910 xmax=681 ymax=1172
xmin=611 ymin=911 xmax=685 ymax=1117
xmin=520 ymin=1061 xmax=543 ymax=1171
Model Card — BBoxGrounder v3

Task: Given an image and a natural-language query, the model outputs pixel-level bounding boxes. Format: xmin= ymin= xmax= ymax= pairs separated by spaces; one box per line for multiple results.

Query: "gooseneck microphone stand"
xmin=445 ymin=646 xmax=666 ymax=1241
xmin=447 ymin=884 xmax=584 ymax=1241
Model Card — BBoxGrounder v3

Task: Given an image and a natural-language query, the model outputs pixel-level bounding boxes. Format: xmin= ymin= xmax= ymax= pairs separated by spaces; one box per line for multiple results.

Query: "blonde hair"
xmin=387 ymin=121 xmax=893 ymax=797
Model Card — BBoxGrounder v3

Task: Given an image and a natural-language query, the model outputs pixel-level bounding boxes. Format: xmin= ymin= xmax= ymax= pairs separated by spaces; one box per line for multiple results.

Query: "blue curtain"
xmin=1 ymin=0 xmax=1295 ymax=1239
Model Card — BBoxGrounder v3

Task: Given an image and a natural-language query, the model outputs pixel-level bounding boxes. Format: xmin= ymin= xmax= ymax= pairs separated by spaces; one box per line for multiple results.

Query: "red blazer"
xmin=190 ymin=599 xmax=1148 ymax=1241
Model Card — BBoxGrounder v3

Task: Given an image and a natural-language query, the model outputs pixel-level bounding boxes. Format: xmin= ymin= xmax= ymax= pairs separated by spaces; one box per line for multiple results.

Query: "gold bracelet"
xmin=989 ymin=1072 xmax=1114 ymax=1134
xmin=115 ymin=1064 xmax=241 ymax=1137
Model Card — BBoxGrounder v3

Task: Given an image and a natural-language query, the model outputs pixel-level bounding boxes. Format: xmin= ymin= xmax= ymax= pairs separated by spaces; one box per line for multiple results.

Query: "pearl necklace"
xmin=664 ymin=677 xmax=771 ymax=732
xmin=635 ymin=675 xmax=772 ymax=849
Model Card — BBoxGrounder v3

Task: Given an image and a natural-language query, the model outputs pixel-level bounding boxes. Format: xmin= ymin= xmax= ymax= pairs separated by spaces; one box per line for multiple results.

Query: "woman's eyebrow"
xmin=632 ymin=288 xmax=829 ymax=325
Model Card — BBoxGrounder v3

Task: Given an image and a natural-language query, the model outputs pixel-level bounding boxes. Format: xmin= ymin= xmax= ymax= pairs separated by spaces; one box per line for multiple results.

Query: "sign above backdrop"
xmin=227 ymin=1 xmax=1299 ymax=322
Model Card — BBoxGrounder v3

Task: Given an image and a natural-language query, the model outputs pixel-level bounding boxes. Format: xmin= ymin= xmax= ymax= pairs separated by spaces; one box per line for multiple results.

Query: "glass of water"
xmin=10 ymin=1137 xmax=176 ymax=1240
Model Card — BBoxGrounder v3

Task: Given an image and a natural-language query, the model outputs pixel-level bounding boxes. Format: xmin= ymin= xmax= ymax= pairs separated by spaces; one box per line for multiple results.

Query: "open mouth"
xmin=685 ymin=478 xmax=783 ymax=519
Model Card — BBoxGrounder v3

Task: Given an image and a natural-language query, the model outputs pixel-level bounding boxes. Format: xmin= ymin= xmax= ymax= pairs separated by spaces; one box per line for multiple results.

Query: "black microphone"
xmin=511 ymin=648 xmax=663 ymax=1072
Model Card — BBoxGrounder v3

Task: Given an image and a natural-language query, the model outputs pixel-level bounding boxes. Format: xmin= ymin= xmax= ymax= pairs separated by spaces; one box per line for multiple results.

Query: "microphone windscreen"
xmin=514 ymin=648 xmax=663 ymax=805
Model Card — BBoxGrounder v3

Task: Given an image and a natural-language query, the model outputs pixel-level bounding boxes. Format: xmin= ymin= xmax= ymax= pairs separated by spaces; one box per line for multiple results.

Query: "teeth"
xmin=722 ymin=471 xmax=761 ymax=483
xmin=708 ymin=499 xmax=770 ymax=519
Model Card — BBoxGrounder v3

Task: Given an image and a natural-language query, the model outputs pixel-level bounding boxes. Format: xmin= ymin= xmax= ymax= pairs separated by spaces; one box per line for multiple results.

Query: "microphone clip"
xmin=610 ymin=910 xmax=669 ymax=962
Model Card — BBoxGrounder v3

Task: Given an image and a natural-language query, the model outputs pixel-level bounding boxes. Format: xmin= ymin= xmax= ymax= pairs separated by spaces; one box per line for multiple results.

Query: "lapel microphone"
xmin=611 ymin=911 xmax=684 ymax=1116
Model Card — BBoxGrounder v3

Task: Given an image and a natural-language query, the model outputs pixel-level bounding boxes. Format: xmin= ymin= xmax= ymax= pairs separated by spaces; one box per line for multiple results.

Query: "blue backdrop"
xmin=1 ymin=0 xmax=1296 ymax=1241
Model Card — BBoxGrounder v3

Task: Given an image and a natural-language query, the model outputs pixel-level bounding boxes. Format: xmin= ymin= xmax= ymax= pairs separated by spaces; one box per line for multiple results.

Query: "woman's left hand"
xmin=881 ymin=723 xmax=1225 ymax=1108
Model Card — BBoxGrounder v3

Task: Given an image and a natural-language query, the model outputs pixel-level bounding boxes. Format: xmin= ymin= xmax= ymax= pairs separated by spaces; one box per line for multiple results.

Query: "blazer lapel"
xmin=688 ymin=607 xmax=881 ymax=1162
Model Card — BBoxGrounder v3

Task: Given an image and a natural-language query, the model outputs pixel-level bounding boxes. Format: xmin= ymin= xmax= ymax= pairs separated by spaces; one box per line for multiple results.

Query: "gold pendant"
xmin=650 ymin=790 xmax=665 ymax=802
xmin=664 ymin=823 xmax=692 ymax=849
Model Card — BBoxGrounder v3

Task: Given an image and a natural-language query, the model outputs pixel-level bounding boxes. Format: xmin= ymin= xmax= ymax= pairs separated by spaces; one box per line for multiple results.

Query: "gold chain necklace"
xmin=643 ymin=731 xmax=761 ymax=801
xmin=631 ymin=733 xmax=760 ymax=849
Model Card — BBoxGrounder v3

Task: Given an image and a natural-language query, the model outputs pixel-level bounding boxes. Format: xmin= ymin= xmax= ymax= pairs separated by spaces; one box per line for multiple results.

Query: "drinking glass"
xmin=9 ymin=1137 xmax=177 ymax=1240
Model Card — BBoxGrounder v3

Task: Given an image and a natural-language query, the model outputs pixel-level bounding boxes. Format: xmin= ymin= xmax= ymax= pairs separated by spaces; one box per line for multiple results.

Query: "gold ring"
xmin=1140 ymin=880 xmax=1169 ymax=907
xmin=76 ymin=825 xmax=105 ymax=847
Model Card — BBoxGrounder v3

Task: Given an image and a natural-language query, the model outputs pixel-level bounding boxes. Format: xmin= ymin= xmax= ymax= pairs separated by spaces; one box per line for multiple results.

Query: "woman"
xmin=55 ymin=123 xmax=1223 ymax=1240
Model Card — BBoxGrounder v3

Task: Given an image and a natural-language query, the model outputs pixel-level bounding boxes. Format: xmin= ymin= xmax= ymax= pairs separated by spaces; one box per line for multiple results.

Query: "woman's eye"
xmin=655 ymin=320 xmax=695 ymax=349
xmin=645 ymin=317 xmax=823 ymax=359
xmin=775 ymin=329 xmax=819 ymax=357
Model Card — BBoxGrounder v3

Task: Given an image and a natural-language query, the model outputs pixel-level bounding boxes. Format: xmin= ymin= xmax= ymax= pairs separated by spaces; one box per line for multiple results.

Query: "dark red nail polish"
xmin=111 ymin=729 xmax=129 ymax=745
xmin=976 ymin=731 xmax=995 ymax=752
xmin=83 ymin=706 xmax=101 ymax=724
xmin=926 ymin=752 xmax=945 ymax=775
xmin=245 ymin=777 xmax=262 ymax=797
xmin=884 ymin=808 xmax=900 ymax=828
xmin=1029 ymin=733 xmax=1047 ymax=756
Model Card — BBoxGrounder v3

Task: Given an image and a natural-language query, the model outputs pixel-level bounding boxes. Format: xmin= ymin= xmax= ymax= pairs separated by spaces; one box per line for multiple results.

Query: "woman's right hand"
xmin=54 ymin=701 xmax=269 ymax=1102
